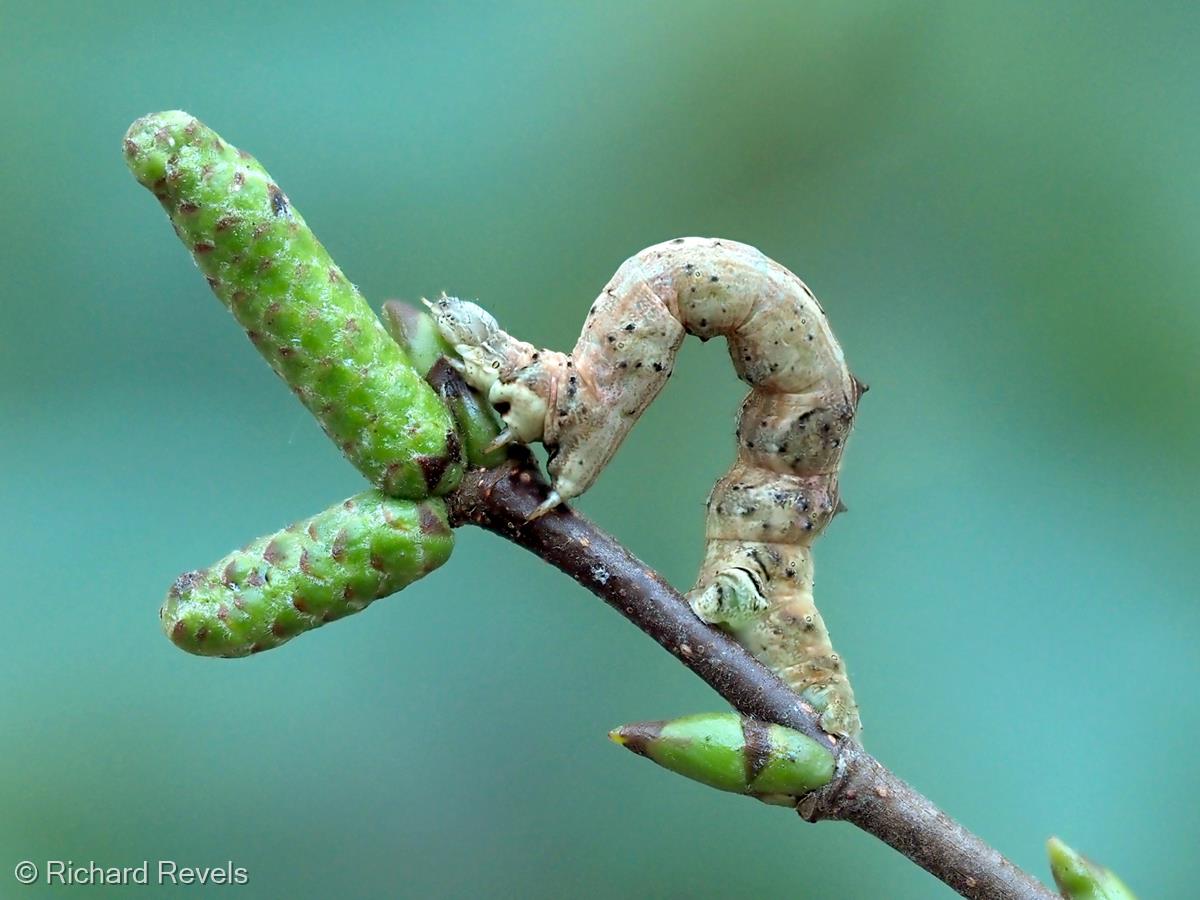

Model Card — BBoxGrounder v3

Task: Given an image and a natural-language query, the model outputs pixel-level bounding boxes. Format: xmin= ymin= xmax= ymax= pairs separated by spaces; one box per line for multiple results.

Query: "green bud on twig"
xmin=161 ymin=492 xmax=453 ymax=657
xmin=382 ymin=300 xmax=508 ymax=468
xmin=609 ymin=712 xmax=834 ymax=806
xmin=124 ymin=111 xmax=462 ymax=498
xmin=1046 ymin=837 xmax=1137 ymax=899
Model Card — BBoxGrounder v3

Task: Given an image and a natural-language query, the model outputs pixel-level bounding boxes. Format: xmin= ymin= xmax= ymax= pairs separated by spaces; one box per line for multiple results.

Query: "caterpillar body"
xmin=430 ymin=237 xmax=864 ymax=738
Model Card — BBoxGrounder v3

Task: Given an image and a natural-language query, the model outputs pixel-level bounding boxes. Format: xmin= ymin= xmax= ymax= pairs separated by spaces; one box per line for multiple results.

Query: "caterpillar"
xmin=609 ymin=712 xmax=834 ymax=806
xmin=161 ymin=491 xmax=454 ymax=657
xmin=429 ymin=237 xmax=864 ymax=737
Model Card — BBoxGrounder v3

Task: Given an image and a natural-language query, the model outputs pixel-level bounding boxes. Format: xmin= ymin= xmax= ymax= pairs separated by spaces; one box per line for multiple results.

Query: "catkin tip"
xmin=122 ymin=110 xmax=197 ymax=186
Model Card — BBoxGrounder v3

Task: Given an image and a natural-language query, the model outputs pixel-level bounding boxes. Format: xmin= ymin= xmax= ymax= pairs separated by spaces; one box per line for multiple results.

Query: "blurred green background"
xmin=3 ymin=1 xmax=1196 ymax=896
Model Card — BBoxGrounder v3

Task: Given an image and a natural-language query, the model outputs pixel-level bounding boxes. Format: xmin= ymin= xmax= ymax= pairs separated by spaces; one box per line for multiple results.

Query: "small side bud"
xmin=1046 ymin=837 xmax=1137 ymax=900
xmin=608 ymin=712 xmax=834 ymax=805
xmin=382 ymin=301 xmax=508 ymax=468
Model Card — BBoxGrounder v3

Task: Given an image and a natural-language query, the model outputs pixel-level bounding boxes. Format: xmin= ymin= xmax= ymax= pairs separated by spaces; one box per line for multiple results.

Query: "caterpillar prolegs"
xmin=430 ymin=238 xmax=864 ymax=737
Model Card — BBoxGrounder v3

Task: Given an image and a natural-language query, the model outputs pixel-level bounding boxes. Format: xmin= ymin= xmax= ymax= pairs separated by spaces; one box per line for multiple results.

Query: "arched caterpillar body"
xmin=430 ymin=237 xmax=864 ymax=737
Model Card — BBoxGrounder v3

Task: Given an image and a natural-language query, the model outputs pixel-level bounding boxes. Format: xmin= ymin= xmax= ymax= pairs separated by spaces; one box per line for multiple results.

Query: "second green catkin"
xmin=161 ymin=492 xmax=453 ymax=657
xmin=124 ymin=111 xmax=462 ymax=498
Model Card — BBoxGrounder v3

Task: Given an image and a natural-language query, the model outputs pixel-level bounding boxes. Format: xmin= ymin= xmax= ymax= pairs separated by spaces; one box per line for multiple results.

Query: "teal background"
xmin=2 ymin=1 xmax=1196 ymax=896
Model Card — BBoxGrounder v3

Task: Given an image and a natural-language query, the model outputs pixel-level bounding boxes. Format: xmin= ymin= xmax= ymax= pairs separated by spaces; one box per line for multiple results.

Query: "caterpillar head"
xmin=426 ymin=296 xmax=552 ymax=446
xmin=425 ymin=296 xmax=510 ymax=395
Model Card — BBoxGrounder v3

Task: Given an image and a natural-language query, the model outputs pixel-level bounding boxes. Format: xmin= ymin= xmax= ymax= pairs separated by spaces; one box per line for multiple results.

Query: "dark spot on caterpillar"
xmin=178 ymin=201 xmax=200 ymax=214
xmin=710 ymin=275 xmax=719 ymax=283
xmin=494 ymin=400 xmax=511 ymax=416
xmin=653 ymin=362 xmax=664 ymax=372
xmin=624 ymin=323 xmax=636 ymax=331
xmin=171 ymin=620 xmax=187 ymax=642
xmin=299 ymin=549 xmax=314 ymax=575
xmin=249 ymin=642 xmax=264 ymax=654
xmin=292 ymin=596 xmax=309 ymax=613
xmin=263 ymin=538 xmax=287 ymax=565
xmin=307 ymin=523 xmax=319 ymax=541
xmin=672 ymin=237 xmax=685 ymax=244
xmin=268 ymin=184 xmax=288 ymax=216
xmin=217 ymin=604 xmax=229 ymax=621
xmin=194 ymin=626 xmax=209 ymax=643
xmin=194 ymin=241 xmax=214 ymax=254
xmin=369 ymin=553 xmax=387 ymax=572
xmin=233 ymin=597 xmax=246 ymax=610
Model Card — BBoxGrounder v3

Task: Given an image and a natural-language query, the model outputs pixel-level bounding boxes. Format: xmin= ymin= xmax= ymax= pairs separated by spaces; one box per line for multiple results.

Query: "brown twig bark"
xmin=446 ymin=455 xmax=1054 ymax=900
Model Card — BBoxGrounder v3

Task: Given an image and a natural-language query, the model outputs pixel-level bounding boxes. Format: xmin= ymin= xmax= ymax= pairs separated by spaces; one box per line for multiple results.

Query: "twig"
xmin=447 ymin=455 xmax=1054 ymax=900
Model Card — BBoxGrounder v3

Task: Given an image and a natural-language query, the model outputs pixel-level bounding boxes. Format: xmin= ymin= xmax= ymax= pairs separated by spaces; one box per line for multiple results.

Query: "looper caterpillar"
xmin=430 ymin=237 xmax=864 ymax=737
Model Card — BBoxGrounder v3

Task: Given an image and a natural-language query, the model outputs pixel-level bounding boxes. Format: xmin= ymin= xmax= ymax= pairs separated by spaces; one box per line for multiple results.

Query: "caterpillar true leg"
xmin=431 ymin=237 xmax=864 ymax=738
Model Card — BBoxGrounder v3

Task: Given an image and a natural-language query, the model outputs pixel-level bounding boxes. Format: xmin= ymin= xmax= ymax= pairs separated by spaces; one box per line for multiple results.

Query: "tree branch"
xmin=447 ymin=456 xmax=1054 ymax=900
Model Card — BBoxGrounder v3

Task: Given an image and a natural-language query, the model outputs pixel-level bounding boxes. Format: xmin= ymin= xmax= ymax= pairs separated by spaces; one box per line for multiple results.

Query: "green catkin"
xmin=609 ymin=712 xmax=834 ymax=806
xmin=161 ymin=492 xmax=454 ymax=657
xmin=124 ymin=111 xmax=462 ymax=498
xmin=1046 ymin=838 xmax=1137 ymax=900
xmin=381 ymin=300 xmax=508 ymax=468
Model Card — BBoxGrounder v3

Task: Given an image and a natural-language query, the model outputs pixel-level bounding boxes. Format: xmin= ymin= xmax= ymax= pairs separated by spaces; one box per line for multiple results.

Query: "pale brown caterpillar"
xmin=430 ymin=237 xmax=864 ymax=737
